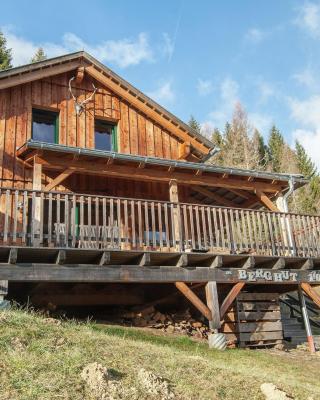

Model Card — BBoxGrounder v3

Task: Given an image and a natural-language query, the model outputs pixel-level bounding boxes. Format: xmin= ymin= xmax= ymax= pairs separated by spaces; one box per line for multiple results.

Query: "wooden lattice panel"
xmin=221 ymin=292 xmax=283 ymax=348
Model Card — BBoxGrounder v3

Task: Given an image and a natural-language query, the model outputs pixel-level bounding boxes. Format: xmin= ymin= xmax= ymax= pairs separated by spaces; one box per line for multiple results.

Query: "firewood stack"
xmin=122 ymin=306 xmax=211 ymax=339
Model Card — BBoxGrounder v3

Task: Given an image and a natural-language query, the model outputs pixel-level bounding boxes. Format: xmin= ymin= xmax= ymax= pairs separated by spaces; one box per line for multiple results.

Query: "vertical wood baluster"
xmin=131 ymin=200 xmax=136 ymax=248
xmin=164 ymin=203 xmax=169 ymax=248
xmin=151 ymin=202 xmax=156 ymax=248
xmin=110 ymin=198 xmax=114 ymax=248
xmin=201 ymin=206 xmax=207 ymax=249
xmin=48 ymin=193 xmax=52 ymax=246
xmin=158 ymin=203 xmax=163 ymax=249
xmin=224 ymin=209 xmax=232 ymax=252
xmin=64 ymin=194 xmax=69 ymax=247
xmin=13 ymin=190 xmax=18 ymax=244
xmin=189 ymin=205 xmax=195 ymax=250
xmin=124 ymin=200 xmax=129 ymax=246
xmin=195 ymin=205 xmax=201 ymax=250
xmin=39 ymin=192 xmax=44 ymax=246
xmin=71 ymin=195 xmax=76 ymax=248
xmin=22 ymin=191 xmax=28 ymax=244
xmin=207 ymin=206 xmax=213 ymax=250
xmin=212 ymin=208 xmax=219 ymax=248
xmin=117 ymin=198 xmax=121 ymax=248
xmin=170 ymin=203 xmax=176 ymax=249
xmin=102 ymin=197 xmax=107 ymax=248
xmin=88 ymin=196 xmax=92 ymax=246
xmin=144 ymin=201 xmax=149 ymax=247
xmin=30 ymin=191 xmax=36 ymax=246
xmin=138 ymin=200 xmax=143 ymax=249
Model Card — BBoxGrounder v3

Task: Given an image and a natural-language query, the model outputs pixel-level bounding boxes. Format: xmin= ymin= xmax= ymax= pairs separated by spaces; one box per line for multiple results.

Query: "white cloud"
xmin=295 ymin=2 xmax=320 ymax=38
xmin=288 ymin=95 xmax=320 ymax=127
xmin=162 ymin=33 xmax=175 ymax=62
xmin=3 ymin=27 xmax=153 ymax=68
xmin=201 ymin=77 xmax=240 ymax=130
xmin=249 ymin=112 xmax=272 ymax=133
xmin=147 ymin=81 xmax=175 ymax=105
xmin=255 ymin=80 xmax=276 ymax=103
xmin=245 ymin=28 xmax=266 ymax=44
xmin=292 ymin=67 xmax=318 ymax=88
xmin=293 ymin=129 xmax=320 ymax=169
xmin=288 ymin=95 xmax=320 ymax=169
xmin=196 ymin=79 xmax=213 ymax=96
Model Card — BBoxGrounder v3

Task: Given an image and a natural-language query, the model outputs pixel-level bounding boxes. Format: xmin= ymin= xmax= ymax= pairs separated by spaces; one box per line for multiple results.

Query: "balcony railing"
xmin=0 ymin=188 xmax=319 ymax=258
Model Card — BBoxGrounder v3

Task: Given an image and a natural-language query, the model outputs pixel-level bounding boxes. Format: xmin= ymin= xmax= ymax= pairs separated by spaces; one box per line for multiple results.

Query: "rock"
xmin=166 ymin=325 xmax=175 ymax=334
xmin=11 ymin=337 xmax=26 ymax=351
xmin=192 ymin=322 xmax=203 ymax=328
xmin=260 ymin=383 xmax=293 ymax=400
xmin=137 ymin=368 xmax=175 ymax=399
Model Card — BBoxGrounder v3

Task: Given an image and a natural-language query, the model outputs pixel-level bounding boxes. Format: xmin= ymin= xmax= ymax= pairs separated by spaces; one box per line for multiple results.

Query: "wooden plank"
xmin=205 ymin=281 xmax=221 ymax=329
xmin=237 ymin=311 xmax=281 ymax=320
xmin=175 ymin=281 xmax=212 ymax=321
xmin=237 ymin=293 xmax=279 ymax=301
xmin=220 ymin=282 xmax=245 ymax=319
xmin=222 ymin=321 xmax=282 ymax=333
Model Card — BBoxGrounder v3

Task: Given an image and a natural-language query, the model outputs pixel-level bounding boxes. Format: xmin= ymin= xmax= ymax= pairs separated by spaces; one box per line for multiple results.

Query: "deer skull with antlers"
xmin=68 ymin=76 xmax=97 ymax=116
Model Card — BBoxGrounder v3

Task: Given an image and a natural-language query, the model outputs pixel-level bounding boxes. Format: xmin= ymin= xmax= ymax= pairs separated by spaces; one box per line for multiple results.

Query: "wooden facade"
xmin=0 ymin=52 xmax=320 ymax=349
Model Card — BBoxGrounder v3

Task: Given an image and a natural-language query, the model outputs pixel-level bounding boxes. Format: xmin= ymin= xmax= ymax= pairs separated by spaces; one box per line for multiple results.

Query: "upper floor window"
xmin=95 ymin=119 xmax=117 ymax=151
xmin=32 ymin=108 xmax=59 ymax=144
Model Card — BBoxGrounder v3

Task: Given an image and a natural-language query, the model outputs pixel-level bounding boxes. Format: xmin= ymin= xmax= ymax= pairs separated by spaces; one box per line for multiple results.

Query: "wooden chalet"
xmin=0 ymin=51 xmax=320 ymax=348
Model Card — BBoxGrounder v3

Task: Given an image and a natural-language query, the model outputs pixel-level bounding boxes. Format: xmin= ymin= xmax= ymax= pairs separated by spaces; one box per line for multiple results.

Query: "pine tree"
xmin=0 ymin=31 xmax=12 ymax=70
xmin=295 ymin=140 xmax=317 ymax=178
xmin=252 ymin=129 xmax=270 ymax=170
xmin=31 ymin=47 xmax=47 ymax=63
xmin=268 ymin=125 xmax=284 ymax=172
xmin=188 ymin=115 xmax=201 ymax=134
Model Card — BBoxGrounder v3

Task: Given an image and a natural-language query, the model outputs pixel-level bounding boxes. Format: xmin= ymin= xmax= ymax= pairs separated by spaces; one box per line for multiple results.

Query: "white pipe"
xmin=281 ymin=177 xmax=296 ymax=255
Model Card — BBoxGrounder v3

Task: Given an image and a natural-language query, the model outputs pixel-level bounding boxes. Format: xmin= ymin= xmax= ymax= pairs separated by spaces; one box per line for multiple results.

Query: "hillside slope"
xmin=0 ymin=309 xmax=319 ymax=399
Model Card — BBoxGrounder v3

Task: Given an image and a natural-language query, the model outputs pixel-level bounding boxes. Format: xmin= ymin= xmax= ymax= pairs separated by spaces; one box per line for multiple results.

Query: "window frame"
xmin=94 ymin=118 xmax=118 ymax=152
xmin=32 ymin=108 xmax=59 ymax=144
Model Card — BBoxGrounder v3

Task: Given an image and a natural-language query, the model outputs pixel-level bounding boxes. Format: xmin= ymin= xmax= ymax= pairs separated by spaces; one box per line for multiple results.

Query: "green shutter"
xmin=54 ymin=114 xmax=59 ymax=144
xmin=112 ymin=125 xmax=118 ymax=151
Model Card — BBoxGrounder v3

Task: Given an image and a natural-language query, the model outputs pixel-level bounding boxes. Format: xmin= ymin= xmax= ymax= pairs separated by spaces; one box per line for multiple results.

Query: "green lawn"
xmin=0 ymin=309 xmax=319 ymax=399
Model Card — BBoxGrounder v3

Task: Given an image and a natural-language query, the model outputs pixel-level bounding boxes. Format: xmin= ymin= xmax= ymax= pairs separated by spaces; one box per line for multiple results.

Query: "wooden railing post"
xmin=32 ymin=161 xmax=42 ymax=247
xmin=276 ymin=195 xmax=296 ymax=256
xmin=169 ymin=180 xmax=181 ymax=251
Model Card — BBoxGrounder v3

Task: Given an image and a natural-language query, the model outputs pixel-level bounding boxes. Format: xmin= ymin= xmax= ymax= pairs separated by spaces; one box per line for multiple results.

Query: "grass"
xmin=0 ymin=308 xmax=319 ymax=400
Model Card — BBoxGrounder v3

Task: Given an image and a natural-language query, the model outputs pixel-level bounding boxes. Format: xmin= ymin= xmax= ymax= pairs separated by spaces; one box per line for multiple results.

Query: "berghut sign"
xmin=237 ymin=269 xmax=320 ymax=283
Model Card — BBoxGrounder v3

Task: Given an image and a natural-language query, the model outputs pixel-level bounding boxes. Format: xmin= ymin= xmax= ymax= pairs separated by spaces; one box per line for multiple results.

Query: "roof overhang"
xmin=17 ymin=141 xmax=307 ymax=208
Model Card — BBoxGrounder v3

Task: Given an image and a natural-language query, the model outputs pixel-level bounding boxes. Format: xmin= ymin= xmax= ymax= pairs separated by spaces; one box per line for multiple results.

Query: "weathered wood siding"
xmin=0 ymin=72 xmax=182 ymax=190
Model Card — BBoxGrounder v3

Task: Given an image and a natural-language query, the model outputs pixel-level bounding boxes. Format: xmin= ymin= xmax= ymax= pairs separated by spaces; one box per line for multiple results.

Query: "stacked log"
xmin=122 ymin=306 xmax=211 ymax=339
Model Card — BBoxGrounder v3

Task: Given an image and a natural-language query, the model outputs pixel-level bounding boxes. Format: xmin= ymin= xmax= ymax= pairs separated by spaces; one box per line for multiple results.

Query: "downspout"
xmin=282 ymin=177 xmax=296 ymax=255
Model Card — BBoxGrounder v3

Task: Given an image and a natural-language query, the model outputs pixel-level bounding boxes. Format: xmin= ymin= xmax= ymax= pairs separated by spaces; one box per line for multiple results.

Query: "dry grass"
xmin=0 ymin=308 xmax=319 ymax=399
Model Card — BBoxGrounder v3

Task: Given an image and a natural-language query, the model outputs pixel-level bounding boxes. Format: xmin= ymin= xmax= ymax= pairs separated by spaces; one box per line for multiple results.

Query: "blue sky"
xmin=1 ymin=1 xmax=320 ymax=167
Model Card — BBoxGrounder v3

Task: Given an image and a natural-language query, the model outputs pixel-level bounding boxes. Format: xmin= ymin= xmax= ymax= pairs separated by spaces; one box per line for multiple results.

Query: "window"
xmin=32 ymin=109 xmax=59 ymax=143
xmin=94 ymin=119 xmax=117 ymax=151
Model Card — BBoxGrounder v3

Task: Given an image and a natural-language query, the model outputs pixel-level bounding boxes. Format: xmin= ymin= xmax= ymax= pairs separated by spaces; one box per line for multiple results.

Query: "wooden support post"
xmin=276 ymin=194 xmax=296 ymax=256
xmin=298 ymin=285 xmax=316 ymax=353
xmin=175 ymin=282 xmax=212 ymax=321
xmin=33 ymin=161 xmax=42 ymax=247
xmin=205 ymin=281 xmax=221 ymax=331
xmin=220 ymin=282 xmax=245 ymax=320
xmin=169 ymin=180 xmax=180 ymax=251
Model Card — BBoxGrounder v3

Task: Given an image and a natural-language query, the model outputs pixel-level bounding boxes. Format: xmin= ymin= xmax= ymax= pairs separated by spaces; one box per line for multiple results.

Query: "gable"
xmin=0 ymin=51 xmax=213 ymax=158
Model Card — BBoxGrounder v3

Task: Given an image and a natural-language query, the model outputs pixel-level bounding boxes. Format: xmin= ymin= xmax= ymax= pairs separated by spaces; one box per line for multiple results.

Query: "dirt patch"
xmin=81 ymin=362 xmax=137 ymax=400
xmin=137 ymin=368 xmax=175 ymax=400
xmin=260 ymin=383 xmax=293 ymax=400
xmin=10 ymin=337 xmax=27 ymax=351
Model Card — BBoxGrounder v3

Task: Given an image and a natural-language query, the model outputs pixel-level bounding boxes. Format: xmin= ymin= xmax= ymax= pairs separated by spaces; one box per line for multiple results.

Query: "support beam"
xmin=75 ymin=66 xmax=85 ymax=84
xmin=301 ymin=282 xmax=320 ymax=308
xmin=175 ymin=282 xmax=212 ymax=321
xmin=205 ymin=281 xmax=221 ymax=330
xmin=255 ymin=189 xmax=279 ymax=211
xmin=178 ymin=142 xmax=191 ymax=160
xmin=298 ymin=285 xmax=316 ymax=353
xmin=191 ymin=185 xmax=236 ymax=207
xmin=220 ymin=282 xmax=245 ymax=319
xmin=44 ymin=168 xmax=74 ymax=191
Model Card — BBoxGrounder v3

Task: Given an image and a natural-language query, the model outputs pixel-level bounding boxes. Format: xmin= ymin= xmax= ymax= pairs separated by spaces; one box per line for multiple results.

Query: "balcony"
xmin=0 ymin=187 xmax=319 ymax=258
